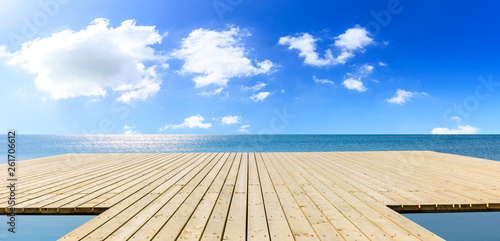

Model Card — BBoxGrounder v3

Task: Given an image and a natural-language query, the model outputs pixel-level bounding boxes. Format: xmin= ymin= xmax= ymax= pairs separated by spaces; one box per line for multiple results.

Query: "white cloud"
xmin=387 ymin=89 xmax=428 ymax=105
xmin=279 ymin=25 xmax=373 ymax=67
xmin=198 ymin=88 xmax=223 ymax=97
xmin=221 ymin=115 xmax=242 ymax=125
xmin=346 ymin=64 xmax=374 ymax=78
xmin=450 ymin=116 xmax=462 ymax=122
xmin=378 ymin=61 xmax=387 ymax=66
xmin=242 ymin=82 xmax=266 ymax=92
xmin=342 ymin=64 xmax=374 ymax=91
xmin=279 ymin=33 xmax=344 ymax=66
xmin=124 ymin=130 xmax=140 ymax=135
xmin=123 ymin=124 xmax=140 ymax=134
xmin=0 ymin=45 xmax=8 ymax=57
xmin=359 ymin=64 xmax=374 ymax=75
xmin=250 ymin=91 xmax=270 ymax=102
xmin=158 ymin=125 xmax=171 ymax=132
xmin=159 ymin=115 xmax=212 ymax=131
xmin=431 ymin=125 xmax=480 ymax=134
xmin=2 ymin=18 xmax=166 ymax=103
xmin=342 ymin=78 xmax=366 ymax=92
xmin=172 ymin=27 xmax=273 ymax=88
xmin=313 ymin=75 xmax=334 ymax=85
xmin=334 ymin=25 xmax=374 ymax=51
xmin=237 ymin=124 xmax=250 ymax=132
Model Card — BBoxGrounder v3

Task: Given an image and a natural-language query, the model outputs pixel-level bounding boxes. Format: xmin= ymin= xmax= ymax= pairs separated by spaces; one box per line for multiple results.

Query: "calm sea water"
xmin=3 ymin=134 xmax=500 ymax=162
xmin=1 ymin=134 xmax=500 ymax=240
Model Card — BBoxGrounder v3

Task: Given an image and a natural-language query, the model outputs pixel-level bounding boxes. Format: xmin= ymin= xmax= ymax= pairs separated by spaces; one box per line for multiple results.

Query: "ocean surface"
xmin=1 ymin=134 xmax=500 ymax=240
xmin=4 ymin=134 xmax=500 ymax=162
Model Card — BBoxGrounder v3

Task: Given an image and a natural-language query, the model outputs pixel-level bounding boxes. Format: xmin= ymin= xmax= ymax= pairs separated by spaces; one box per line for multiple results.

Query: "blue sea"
xmin=2 ymin=134 xmax=500 ymax=240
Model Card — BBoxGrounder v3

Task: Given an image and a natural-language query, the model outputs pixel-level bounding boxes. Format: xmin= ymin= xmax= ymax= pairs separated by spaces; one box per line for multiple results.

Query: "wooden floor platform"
xmin=2 ymin=151 xmax=500 ymax=240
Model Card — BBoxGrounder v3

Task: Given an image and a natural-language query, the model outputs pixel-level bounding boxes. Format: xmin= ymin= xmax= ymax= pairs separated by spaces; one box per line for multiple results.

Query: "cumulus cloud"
xmin=430 ymin=125 xmax=480 ymax=134
xmin=2 ymin=18 xmax=166 ymax=102
xmin=357 ymin=64 xmax=374 ymax=75
xmin=342 ymin=64 xmax=374 ymax=91
xmin=237 ymin=124 xmax=250 ymax=132
xmin=123 ymin=124 xmax=140 ymax=134
xmin=343 ymin=78 xmax=366 ymax=92
xmin=378 ymin=61 xmax=387 ymax=66
xmin=313 ymin=75 xmax=334 ymax=85
xmin=159 ymin=115 xmax=212 ymax=131
xmin=221 ymin=115 xmax=242 ymax=125
xmin=198 ymin=88 xmax=223 ymax=97
xmin=334 ymin=26 xmax=374 ymax=51
xmin=279 ymin=33 xmax=346 ymax=66
xmin=279 ymin=25 xmax=373 ymax=67
xmin=250 ymin=91 xmax=270 ymax=102
xmin=172 ymin=27 xmax=273 ymax=88
xmin=387 ymin=89 xmax=428 ymax=105
xmin=242 ymin=82 xmax=266 ymax=92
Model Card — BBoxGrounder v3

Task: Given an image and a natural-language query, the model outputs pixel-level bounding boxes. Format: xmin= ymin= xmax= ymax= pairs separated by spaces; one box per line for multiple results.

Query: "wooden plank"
xmin=285 ymin=152 xmax=396 ymax=240
xmin=275 ymin=152 xmax=370 ymax=241
xmin=246 ymin=152 xmax=270 ymax=241
xmin=296 ymin=152 xmax=443 ymax=240
xmin=6 ymin=154 xmax=144 ymax=203
xmin=322 ymin=152 xmax=456 ymax=208
xmin=200 ymin=153 xmax=242 ymax=240
xmin=123 ymin=153 xmax=231 ymax=240
xmin=148 ymin=152 xmax=237 ymax=240
xmin=344 ymin=152 xmax=489 ymax=208
xmin=264 ymin=153 xmax=343 ymax=240
xmin=0 ymin=154 xmax=123 ymax=197
xmin=56 ymin=153 xmax=186 ymax=209
xmin=20 ymin=153 xmax=168 ymax=211
xmin=222 ymin=153 xmax=248 ymax=241
xmin=175 ymin=156 xmax=241 ymax=241
xmin=257 ymin=153 xmax=320 ymax=241
xmin=59 ymin=153 xmax=217 ymax=240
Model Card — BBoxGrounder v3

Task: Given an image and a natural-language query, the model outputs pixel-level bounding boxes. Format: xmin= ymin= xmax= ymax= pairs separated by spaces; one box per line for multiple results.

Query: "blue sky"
xmin=1 ymin=0 xmax=500 ymax=134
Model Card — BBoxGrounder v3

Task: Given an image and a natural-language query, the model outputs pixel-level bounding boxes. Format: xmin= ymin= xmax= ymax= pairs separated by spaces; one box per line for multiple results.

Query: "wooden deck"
xmin=2 ymin=151 xmax=500 ymax=240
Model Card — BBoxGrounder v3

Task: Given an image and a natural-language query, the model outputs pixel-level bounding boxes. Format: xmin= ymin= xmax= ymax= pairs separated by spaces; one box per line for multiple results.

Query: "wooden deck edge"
xmin=3 ymin=203 xmax=500 ymax=215
xmin=0 ymin=207 xmax=108 ymax=215
xmin=389 ymin=203 xmax=500 ymax=213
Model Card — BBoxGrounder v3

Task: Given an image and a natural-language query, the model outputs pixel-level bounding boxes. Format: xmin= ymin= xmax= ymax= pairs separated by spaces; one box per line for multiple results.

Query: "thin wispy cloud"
xmin=198 ymin=88 xmax=223 ymax=97
xmin=159 ymin=115 xmax=212 ymax=130
xmin=237 ymin=124 xmax=250 ymax=132
xmin=123 ymin=124 xmax=140 ymax=134
xmin=386 ymin=89 xmax=428 ymax=105
xmin=313 ymin=75 xmax=334 ymax=85
xmin=431 ymin=125 xmax=480 ymax=134
xmin=242 ymin=82 xmax=266 ymax=92
xmin=2 ymin=18 xmax=166 ymax=103
xmin=250 ymin=91 xmax=270 ymax=102
xmin=172 ymin=27 xmax=273 ymax=87
xmin=221 ymin=115 xmax=242 ymax=125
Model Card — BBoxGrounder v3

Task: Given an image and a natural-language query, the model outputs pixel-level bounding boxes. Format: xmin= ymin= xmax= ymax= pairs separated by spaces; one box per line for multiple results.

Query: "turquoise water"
xmin=1 ymin=134 xmax=500 ymax=240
